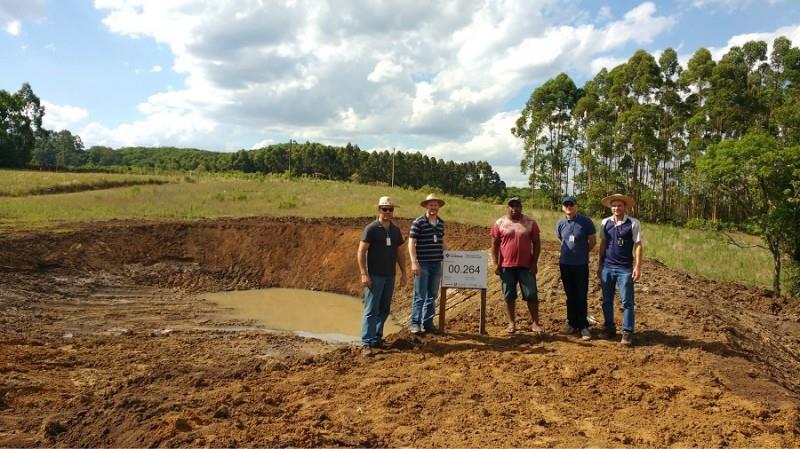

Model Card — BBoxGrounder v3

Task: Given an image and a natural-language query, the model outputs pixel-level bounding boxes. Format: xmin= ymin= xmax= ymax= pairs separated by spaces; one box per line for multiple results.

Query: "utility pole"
xmin=288 ymin=139 xmax=293 ymax=179
xmin=391 ymin=147 xmax=395 ymax=188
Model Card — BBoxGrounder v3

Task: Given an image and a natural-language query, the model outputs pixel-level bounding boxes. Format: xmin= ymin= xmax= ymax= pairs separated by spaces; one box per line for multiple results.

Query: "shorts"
xmin=499 ymin=267 xmax=538 ymax=302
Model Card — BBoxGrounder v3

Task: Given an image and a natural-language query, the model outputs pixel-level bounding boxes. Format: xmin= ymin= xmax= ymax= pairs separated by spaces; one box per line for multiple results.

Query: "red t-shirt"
xmin=491 ymin=215 xmax=539 ymax=269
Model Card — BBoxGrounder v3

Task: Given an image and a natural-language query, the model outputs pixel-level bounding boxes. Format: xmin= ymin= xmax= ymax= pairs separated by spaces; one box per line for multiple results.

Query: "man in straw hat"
xmin=357 ymin=196 xmax=408 ymax=355
xmin=597 ymin=193 xmax=643 ymax=346
xmin=408 ymin=193 xmax=446 ymax=334
xmin=491 ymin=197 xmax=543 ymax=335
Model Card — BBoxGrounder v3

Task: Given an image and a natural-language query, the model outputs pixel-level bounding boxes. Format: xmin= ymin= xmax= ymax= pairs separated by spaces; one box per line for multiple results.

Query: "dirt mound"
xmin=0 ymin=216 xmax=798 ymax=447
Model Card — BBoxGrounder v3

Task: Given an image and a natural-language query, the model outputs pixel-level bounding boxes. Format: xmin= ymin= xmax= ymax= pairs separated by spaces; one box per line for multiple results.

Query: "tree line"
xmin=513 ymin=36 xmax=800 ymax=297
xmin=0 ymin=84 xmax=506 ymax=200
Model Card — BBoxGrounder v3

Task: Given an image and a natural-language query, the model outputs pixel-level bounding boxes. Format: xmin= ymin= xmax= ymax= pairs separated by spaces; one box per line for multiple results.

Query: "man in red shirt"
xmin=491 ymin=197 xmax=542 ymax=335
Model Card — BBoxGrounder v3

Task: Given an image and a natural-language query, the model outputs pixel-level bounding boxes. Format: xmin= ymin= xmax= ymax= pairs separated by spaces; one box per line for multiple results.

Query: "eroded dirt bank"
xmin=1 ymin=216 xmax=799 ymax=447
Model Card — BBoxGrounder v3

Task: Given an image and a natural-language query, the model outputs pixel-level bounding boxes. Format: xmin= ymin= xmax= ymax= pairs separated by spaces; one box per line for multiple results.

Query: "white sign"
xmin=442 ymin=251 xmax=487 ymax=289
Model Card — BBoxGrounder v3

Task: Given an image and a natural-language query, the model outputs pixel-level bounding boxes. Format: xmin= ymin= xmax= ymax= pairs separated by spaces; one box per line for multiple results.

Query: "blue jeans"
xmin=361 ymin=274 xmax=395 ymax=347
xmin=411 ymin=261 xmax=442 ymax=330
xmin=601 ymin=266 xmax=635 ymax=333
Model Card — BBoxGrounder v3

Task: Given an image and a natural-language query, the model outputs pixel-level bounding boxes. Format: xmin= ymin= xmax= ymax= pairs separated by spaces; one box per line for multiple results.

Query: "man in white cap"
xmin=408 ymin=193 xmax=446 ymax=334
xmin=357 ymin=196 xmax=408 ymax=354
xmin=597 ymin=193 xmax=642 ymax=346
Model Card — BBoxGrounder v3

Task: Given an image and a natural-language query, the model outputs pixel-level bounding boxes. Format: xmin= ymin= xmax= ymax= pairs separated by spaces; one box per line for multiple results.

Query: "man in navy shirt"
xmin=556 ymin=195 xmax=596 ymax=341
xmin=597 ymin=194 xmax=643 ymax=346
xmin=357 ymin=196 xmax=408 ymax=355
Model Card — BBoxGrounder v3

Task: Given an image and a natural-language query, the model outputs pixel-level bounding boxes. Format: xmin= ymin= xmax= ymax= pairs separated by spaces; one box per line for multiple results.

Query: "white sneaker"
xmin=580 ymin=328 xmax=592 ymax=341
xmin=561 ymin=324 xmax=576 ymax=335
xmin=409 ymin=325 xmax=422 ymax=334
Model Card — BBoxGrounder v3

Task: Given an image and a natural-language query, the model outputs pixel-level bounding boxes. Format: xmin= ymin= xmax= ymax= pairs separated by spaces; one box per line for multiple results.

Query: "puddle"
xmin=201 ymin=288 xmax=402 ymax=343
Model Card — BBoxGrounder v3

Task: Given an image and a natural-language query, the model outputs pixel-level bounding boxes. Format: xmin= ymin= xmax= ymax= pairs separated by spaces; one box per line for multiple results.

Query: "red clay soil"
xmin=0 ymin=216 xmax=798 ymax=447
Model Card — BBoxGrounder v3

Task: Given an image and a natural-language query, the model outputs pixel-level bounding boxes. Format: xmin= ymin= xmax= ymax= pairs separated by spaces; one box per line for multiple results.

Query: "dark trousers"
xmin=559 ymin=263 xmax=589 ymax=329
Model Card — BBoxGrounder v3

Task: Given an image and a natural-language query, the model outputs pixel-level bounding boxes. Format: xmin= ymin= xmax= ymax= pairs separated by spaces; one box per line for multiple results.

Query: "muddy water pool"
xmin=202 ymin=288 xmax=402 ymax=343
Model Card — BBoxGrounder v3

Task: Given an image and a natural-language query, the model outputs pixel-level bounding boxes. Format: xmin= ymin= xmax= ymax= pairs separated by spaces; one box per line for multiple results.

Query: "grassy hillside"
xmin=0 ymin=170 xmax=777 ymax=292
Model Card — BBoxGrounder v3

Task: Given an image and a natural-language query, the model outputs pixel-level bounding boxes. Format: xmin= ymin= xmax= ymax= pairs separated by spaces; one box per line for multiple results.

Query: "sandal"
xmin=531 ymin=324 xmax=544 ymax=336
xmin=505 ymin=324 xmax=516 ymax=334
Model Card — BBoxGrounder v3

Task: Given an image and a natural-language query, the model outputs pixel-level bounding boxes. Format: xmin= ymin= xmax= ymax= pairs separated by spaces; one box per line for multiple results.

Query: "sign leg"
xmin=439 ymin=287 xmax=447 ymax=333
xmin=480 ymin=288 xmax=487 ymax=335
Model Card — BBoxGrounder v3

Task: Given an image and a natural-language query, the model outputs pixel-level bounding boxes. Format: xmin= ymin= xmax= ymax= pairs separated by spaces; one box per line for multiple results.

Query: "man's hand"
xmin=494 ymin=266 xmax=501 ymax=276
xmin=400 ymin=272 xmax=408 ymax=285
xmin=632 ymin=266 xmax=641 ymax=282
xmin=411 ymin=261 xmax=420 ymax=277
xmin=530 ymin=265 xmax=538 ymax=275
xmin=361 ymin=273 xmax=371 ymax=288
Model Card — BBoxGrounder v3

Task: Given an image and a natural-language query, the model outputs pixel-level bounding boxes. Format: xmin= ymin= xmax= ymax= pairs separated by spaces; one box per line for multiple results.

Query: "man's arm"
xmin=588 ymin=234 xmax=597 ymax=252
xmin=530 ymin=232 xmax=541 ymax=274
xmin=596 ymin=235 xmax=605 ymax=281
xmin=632 ymin=241 xmax=642 ymax=282
xmin=408 ymin=237 xmax=419 ymax=277
xmin=357 ymin=241 xmax=371 ymax=288
xmin=491 ymin=238 xmax=501 ymax=275
xmin=397 ymin=243 xmax=408 ymax=284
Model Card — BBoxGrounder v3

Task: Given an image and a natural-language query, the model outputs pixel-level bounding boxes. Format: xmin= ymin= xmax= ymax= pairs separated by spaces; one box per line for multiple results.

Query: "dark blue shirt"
xmin=601 ymin=215 xmax=642 ymax=268
xmin=556 ymin=214 xmax=596 ymax=265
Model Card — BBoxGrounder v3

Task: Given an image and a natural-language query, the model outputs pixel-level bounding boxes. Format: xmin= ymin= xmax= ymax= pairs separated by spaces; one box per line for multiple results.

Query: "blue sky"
xmin=2 ymin=0 xmax=799 ymax=186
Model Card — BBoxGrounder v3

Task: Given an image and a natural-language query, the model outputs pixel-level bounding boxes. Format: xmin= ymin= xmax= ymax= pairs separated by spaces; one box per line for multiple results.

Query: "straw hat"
xmin=601 ymin=193 xmax=636 ymax=208
xmin=420 ymin=193 xmax=445 ymax=207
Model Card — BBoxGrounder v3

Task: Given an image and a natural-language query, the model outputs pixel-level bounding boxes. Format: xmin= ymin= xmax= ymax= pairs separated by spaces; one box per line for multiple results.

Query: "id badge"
xmin=569 ymin=235 xmax=575 ymax=243
xmin=386 ymin=237 xmax=392 ymax=246
xmin=433 ymin=234 xmax=438 ymax=243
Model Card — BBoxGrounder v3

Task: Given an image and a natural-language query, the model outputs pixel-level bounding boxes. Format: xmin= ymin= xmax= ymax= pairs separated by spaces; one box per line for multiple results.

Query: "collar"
xmin=611 ymin=214 xmax=629 ymax=224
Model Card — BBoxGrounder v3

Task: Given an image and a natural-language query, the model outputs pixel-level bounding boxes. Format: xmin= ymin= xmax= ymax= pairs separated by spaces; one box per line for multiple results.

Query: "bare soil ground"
xmin=1 ymin=216 xmax=798 ymax=447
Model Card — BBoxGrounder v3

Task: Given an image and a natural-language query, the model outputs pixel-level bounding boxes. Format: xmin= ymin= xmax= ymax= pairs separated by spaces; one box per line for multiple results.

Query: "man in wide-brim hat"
xmin=419 ymin=193 xmax=445 ymax=208
xmin=597 ymin=193 xmax=642 ymax=347
xmin=408 ymin=193 xmax=446 ymax=334
xmin=600 ymin=193 xmax=636 ymax=209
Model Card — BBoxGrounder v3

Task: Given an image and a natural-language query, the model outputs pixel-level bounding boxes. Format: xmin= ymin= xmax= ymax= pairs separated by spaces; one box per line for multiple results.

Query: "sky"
xmin=2 ymin=0 xmax=799 ymax=186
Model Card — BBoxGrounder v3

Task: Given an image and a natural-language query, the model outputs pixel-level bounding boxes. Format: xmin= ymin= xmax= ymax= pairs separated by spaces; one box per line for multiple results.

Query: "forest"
xmin=513 ymin=36 xmax=800 ymax=296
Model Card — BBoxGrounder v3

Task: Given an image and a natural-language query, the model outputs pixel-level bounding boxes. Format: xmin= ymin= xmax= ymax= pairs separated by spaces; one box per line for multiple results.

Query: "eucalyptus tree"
xmin=656 ymin=48 xmax=689 ymax=221
xmin=513 ymin=72 xmax=580 ymax=204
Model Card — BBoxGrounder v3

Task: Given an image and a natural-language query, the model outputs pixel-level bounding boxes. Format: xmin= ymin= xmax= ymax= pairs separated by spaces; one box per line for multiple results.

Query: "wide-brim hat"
xmin=377 ymin=196 xmax=397 ymax=207
xmin=420 ymin=193 xmax=445 ymax=207
xmin=601 ymin=193 xmax=636 ymax=208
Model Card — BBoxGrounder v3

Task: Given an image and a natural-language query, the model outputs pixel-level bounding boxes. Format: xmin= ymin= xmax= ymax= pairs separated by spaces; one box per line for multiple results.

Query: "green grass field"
xmin=0 ymin=169 xmax=174 ymax=197
xmin=0 ymin=170 xmax=780 ymax=292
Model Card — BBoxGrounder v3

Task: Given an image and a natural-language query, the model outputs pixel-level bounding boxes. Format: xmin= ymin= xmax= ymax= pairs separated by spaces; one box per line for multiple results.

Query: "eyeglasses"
xmin=380 ymin=207 xmax=394 ymax=212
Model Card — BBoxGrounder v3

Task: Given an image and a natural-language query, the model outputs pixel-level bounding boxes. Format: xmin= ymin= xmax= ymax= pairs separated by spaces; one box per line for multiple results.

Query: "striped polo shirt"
xmin=409 ymin=214 xmax=445 ymax=262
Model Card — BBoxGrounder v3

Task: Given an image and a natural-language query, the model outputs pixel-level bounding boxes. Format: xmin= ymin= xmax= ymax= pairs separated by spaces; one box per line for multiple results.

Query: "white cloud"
xmin=150 ymin=65 xmax=163 ymax=72
xmin=89 ymin=1 xmax=676 ymax=147
xmin=5 ymin=20 xmax=20 ymax=35
xmin=705 ymin=24 xmax=800 ymax=61
xmin=42 ymin=101 xmax=89 ymax=131
xmin=0 ymin=0 xmax=44 ymax=36
xmin=688 ymin=0 xmax=784 ymax=11
xmin=590 ymin=56 xmax=627 ymax=73
xmin=368 ymin=60 xmax=403 ymax=83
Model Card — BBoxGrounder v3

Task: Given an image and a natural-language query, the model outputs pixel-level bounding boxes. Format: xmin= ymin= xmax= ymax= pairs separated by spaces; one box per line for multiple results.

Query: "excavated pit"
xmin=1 ymin=216 xmax=799 ymax=447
